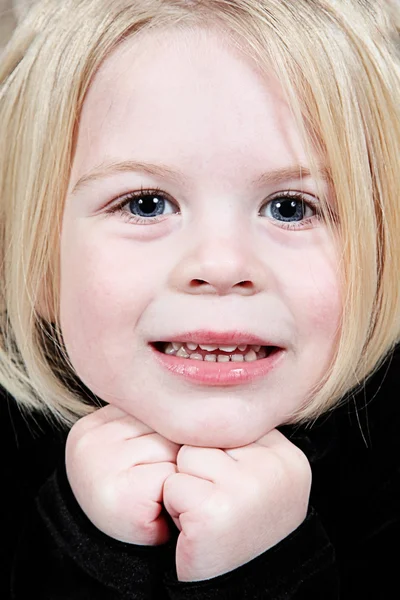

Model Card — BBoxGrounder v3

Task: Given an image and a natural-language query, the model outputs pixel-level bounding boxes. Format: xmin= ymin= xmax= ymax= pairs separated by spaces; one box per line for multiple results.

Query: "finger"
xmin=81 ymin=433 xmax=180 ymax=473
xmin=225 ymin=429 xmax=288 ymax=461
xmin=125 ymin=462 xmax=177 ymax=545
xmin=225 ymin=430 xmax=309 ymax=477
xmin=83 ymin=404 xmax=132 ymax=427
xmin=253 ymin=428 xmax=309 ymax=464
xmin=124 ymin=433 xmax=180 ymax=467
xmin=177 ymin=446 xmax=237 ymax=483
xmin=254 ymin=428 xmax=290 ymax=448
xmin=224 ymin=445 xmax=269 ymax=466
xmin=163 ymin=472 xmax=214 ymax=520
xmin=72 ymin=406 xmax=154 ymax=439
xmin=129 ymin=462 xmax=178 ymax=503
xmin=100 ymin=414 xmax=154 ymax=441
xmin=68 ymin=424 xmax=177 ymax=474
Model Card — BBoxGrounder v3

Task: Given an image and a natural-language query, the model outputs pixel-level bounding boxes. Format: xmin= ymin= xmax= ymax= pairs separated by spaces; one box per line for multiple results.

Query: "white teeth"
xmin=162 ymin=341 xmax=269 ymax=361
xmin=217 ymin=354 xmax=230 ymax=362
xmin=198 ymin=343 xmax=251 ymax=352
xmin=244 ymin=349 xmax=257 ymax=362
xmin=186 ymin=343 xmax=198 ymax=351
xmin=231 ymin=354 xmax=244 ymax=362
xmin=176 ymin=347 xmax=189 ymax=358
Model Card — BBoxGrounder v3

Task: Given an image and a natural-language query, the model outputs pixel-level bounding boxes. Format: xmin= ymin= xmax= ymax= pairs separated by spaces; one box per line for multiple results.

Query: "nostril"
xmin=238 ymin=280 xmax=253 ymax=289
xmin=190 ymin=279 xmax=208 ymax=287
xmin=188 ymin=279 xmax=255 ymax=292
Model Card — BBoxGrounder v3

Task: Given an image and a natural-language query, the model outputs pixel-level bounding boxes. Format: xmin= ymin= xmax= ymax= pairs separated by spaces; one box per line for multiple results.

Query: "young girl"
xmin=1 ymin=0 xmax=399 ymax=597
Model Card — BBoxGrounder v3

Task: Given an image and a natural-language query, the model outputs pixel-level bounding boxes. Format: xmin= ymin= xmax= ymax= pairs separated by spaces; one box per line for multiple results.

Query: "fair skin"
xmin=64 ymin=27 xmax=340 ymax=581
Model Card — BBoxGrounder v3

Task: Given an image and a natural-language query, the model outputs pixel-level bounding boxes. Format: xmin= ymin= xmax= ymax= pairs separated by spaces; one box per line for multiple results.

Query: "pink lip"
xmin=152 ymin=330 xmax=275 ymax=346
xmin=149 ymin=330 xmax=285 ymax=386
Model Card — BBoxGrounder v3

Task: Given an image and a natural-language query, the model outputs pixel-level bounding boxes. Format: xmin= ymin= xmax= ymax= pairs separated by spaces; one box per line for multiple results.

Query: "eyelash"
xmin=105 ymin=187 xmax=177 ymax=225
xmin=263 ymin=190 xmax=322 ymax=230
xmin=105 ymin=187 xmax=322 ymax=230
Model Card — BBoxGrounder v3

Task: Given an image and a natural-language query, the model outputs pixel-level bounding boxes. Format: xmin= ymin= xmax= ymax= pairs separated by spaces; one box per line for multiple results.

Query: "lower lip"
xmin=150 ymin=346 xmax=285 ymax=386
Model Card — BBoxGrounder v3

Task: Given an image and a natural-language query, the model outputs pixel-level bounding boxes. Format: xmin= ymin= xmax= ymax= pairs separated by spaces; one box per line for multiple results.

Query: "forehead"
xmin=70 ymin=26 xmax=310 ymax=186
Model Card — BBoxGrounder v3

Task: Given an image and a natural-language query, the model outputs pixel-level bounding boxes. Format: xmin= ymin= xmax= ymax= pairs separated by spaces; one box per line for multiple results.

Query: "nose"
xmin=168 ymin=226 xmax=269 ymax=296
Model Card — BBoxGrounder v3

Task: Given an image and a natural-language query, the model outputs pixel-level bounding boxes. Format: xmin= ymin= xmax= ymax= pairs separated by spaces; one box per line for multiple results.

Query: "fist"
xmin=66 ymin=405 xmax=180 ymax=545
xmin=163 ymin=429 xmax=311 ymax=581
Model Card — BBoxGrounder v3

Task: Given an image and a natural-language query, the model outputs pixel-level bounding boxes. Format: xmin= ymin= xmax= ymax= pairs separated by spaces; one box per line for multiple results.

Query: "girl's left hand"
xmin=163 ymin=429 xmax=312 ymax=582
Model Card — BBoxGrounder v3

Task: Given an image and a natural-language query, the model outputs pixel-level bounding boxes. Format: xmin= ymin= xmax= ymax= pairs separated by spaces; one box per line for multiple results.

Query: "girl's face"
xmin=61 ymin=27 xmax=340 ymax=447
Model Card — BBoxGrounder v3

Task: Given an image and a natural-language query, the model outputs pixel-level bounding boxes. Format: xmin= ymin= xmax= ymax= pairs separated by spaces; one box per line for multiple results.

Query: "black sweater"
xmin=1 ymin=347 xmax=399 ymax=599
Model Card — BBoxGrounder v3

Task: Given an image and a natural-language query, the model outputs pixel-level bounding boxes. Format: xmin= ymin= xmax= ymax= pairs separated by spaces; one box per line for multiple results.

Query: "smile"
xmin=155 ymin=342 xmax=271 ymax=362
xmin=151 ymin=340 xmax=284 ymax=386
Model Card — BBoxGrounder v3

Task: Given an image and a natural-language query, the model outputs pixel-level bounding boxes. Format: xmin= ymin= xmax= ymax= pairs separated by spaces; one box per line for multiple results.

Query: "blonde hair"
xmin=1 ymin=0 xmax=400 ymax=425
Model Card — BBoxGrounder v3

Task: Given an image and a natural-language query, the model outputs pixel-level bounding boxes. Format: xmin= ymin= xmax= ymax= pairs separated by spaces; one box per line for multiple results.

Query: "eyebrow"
xmin=254 ymin=165 xmax=330 ymax=186
xmin=71 ymin=161 xmax=185 ymax=195
xmin=70 ymin=160 xmax=329 ymax=195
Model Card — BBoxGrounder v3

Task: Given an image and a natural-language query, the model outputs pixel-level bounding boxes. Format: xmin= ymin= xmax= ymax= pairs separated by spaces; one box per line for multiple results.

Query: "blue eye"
xmin=128 ymin=192 xmax=176 ymax=218
xmin=107 ymin=188 xmax=180 ymax=225
xmin=261 ymin=194 xmax=317 ymax=224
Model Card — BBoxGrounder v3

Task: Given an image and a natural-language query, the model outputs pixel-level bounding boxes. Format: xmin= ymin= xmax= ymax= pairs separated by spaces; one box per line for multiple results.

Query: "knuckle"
xmin=180 ymin=512 xmax=211 ymax=541
xmin=176 ymin=444 xmax=193 ymax=468
xmin=162 ymin=471 xmax=175 ymax=493
xmin=266 ymin=449 xmax=311 ymax=489
xmin=280 ymin=443 xmax=312 ymax=479
xmin=67 ymin=412 xmax=100 ymax=448
xmin=151 ymin=435 xmax=180 ymax=461
xmin=66 ymin=426 xmax=97 ymax=461
xmin=177 ymin=444 xmax=190 ymax=458
xmin=130 ymin=505 xmax=152 ymax=530
xmin=66 ymin=418 xmax=85 ymax=446
xmin=286 ymin=455 xmax=312 ymax=496
xmin=292 ymin=447 xmax=312 ymax=480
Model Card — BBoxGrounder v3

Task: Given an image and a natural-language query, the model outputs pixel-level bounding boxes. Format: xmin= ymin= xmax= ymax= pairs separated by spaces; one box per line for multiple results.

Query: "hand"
xmin=66 ymin=404 xmax=180 ymax=545
xmin=163 ymin=429 xmax=312 ymax=581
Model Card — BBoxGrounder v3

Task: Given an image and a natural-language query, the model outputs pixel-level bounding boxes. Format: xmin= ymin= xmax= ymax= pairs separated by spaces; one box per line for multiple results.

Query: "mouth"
xmin=150 ymin=335 xmax=284 ymax=386
xmin=153 ymin=341 xmax=278 ymax=362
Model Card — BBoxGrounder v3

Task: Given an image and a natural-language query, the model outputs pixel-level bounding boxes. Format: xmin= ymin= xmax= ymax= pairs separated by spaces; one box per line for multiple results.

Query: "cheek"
xmin=299 ymin=274 xmax=340 ymax=331
xmin=61 ymin=240 xmax=132 ymax=318
xmin=60 ymin=220 xmax=166 ymax=311
xmin=59 ymin=231 xmax=156 ymax=372
xmin=309 ymin=255 xmax=341 ymax=332
xmin=281 ymin=246 xmax=341 ymax=337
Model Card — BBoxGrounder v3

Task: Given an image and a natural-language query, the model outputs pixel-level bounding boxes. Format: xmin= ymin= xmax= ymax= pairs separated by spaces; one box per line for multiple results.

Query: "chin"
xmin=159 ymin=421 xmax=265 ymax=449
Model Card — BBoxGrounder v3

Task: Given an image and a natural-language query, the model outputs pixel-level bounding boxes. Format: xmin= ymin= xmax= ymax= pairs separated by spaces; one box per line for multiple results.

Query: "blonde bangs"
xmin=1 ymin=0 xmax=399 ymax=423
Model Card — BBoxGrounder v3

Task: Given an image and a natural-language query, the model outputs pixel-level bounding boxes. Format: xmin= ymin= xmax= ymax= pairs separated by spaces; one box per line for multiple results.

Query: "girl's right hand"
xmin=66 ymin=404 xmax=180 ymax=545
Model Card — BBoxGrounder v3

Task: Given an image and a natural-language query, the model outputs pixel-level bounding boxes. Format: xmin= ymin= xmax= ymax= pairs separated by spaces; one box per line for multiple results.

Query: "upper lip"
xmin=150 ymin=330 xmax=280 ymax=347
